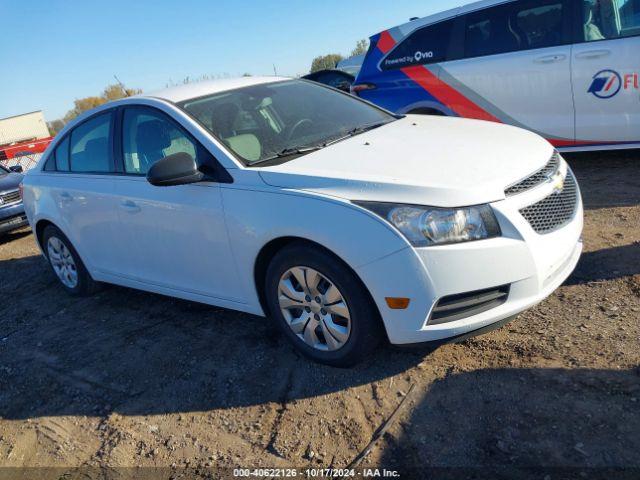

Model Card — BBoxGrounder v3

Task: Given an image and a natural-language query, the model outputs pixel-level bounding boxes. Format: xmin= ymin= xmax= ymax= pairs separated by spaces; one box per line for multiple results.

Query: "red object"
xmin=350 ymin=83 xmax=377 ymax=94
xmin=0 ymin=136 xmax=53 ymax=160
xmin=376 ymin=30 xmax=397 ymax=54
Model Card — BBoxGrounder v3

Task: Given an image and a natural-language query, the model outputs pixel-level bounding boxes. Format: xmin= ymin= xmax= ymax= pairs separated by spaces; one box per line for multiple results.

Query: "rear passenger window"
xmin=54 ymin=136 xmax=70 ymax=171
xmin=464 ymin=0 xmax=566 ymax=59
xmin=381 ymin=19 xmax=455 ymax=70
xmin=69 ymin=113 xmax=113 ymax=173
xmin=581 ymin=0 xmax=640 ymax=42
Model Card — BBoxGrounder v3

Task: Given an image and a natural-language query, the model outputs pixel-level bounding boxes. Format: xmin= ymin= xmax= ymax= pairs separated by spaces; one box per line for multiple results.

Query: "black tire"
xmin=264 ymin=242 xmax=383 ymax=367
xmin=42 ymin=225 xmax=98 ymax=296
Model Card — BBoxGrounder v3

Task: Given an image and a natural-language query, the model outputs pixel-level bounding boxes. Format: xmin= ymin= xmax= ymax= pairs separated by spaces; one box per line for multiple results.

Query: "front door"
xmin=112 ymin=106 xmax=243 ymax=303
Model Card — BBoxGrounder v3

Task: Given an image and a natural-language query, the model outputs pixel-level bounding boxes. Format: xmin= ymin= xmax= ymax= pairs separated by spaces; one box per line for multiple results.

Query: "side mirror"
xmin=336 ymin=82 xmax=352 ymax=92
xmin=9 ymin=165 xmax=23 ymax=173
xmin=146 ymin=152 xmax=204 ymax=187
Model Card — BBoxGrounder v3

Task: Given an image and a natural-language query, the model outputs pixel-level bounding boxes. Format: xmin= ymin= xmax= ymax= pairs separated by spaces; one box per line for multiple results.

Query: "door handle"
xmin=534 ymin=54 xmax=567 ymax=64
xmin=575 ymin=49 xmax=611 ymax=60
xmin=120 ymin=200 xmax=141 ymax=213
xmin=59 ymin=192 xmax=73 ymax=202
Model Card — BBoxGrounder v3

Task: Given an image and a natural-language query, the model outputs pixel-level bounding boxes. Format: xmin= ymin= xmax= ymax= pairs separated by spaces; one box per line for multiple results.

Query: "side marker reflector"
xmin=385 ymin=297 xmax=410 ymax=310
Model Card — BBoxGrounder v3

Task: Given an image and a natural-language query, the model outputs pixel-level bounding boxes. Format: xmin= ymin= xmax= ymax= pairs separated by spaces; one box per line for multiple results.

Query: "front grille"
xmin=520 ymin=169 xmax=578 ymax=234
xmin=505 ymin=152 xmax=560 ymax=196
xmin=429 ymin=285 xmax=510 ymax=325
xmin=0 ymin=190 xmax=20 ymax=205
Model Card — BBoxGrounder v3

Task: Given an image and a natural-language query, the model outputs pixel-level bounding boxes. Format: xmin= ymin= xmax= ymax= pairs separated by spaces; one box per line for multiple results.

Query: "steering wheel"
xmin=287 ymin=118 xmax=314 ymax=141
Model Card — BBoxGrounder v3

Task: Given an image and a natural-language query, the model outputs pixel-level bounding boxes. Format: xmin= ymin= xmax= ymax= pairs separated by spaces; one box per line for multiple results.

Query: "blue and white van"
xmin=352 ymin=0 xmax=640 ymax=151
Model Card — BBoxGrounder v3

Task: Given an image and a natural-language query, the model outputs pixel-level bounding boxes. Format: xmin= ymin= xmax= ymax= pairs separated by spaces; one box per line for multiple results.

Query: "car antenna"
xmin=410 ymin=17 xmax=419 ymax=21
xmin=114 ymin=75 xmax=130 ymax=97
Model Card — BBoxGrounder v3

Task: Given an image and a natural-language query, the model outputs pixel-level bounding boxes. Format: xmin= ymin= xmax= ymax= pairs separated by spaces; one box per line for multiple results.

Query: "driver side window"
xmin=122 ymin=107 xmax=197 ymax=175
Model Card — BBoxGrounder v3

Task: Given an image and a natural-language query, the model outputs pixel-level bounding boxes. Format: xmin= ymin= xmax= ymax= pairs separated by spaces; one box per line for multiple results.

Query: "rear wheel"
xmin=265 ymin=243 xmax=383 ymax=367
xmin=42 ymin=225 xmax=98 ymax=296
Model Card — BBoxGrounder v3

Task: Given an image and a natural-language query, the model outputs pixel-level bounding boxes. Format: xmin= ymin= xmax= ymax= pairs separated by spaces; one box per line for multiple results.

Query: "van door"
xmin=438 ymin=0 xmax=575 ymax=146
xmin=572 ymin=0 xmax=640 ymax=146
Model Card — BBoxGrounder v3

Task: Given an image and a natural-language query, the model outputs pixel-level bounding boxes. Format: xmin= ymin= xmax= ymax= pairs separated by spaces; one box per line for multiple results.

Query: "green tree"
xmin=47 ymin=119 xmax=65 ymax=136
xmin=350 ymin=39 xmax=369 ymax=57
xmin=310 ymin=54 xmax=344 ymax=73
xmin=62 ymin=83 xmax=142 ymax=123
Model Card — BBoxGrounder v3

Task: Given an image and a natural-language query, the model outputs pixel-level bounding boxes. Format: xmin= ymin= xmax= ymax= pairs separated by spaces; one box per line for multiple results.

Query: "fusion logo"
xmin=588 ymin=70 xmax=622 ymax=99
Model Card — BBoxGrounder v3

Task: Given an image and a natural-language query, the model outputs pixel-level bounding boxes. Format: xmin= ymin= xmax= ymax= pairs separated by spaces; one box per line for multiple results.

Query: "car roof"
xmin=141 ymin=76 xmax=291 ymax=103
xmin=392 ymin=0 xmax=512 ymax=34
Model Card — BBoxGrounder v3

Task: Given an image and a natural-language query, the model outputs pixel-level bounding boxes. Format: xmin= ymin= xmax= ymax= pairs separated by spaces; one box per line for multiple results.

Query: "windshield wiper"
xmin=250 ymin=145 xmax=324 ymax=166
xmin=249 ymin=121 xmax=390 ymax=166
xmin=323 ymin=121 xmax=390 ymax=147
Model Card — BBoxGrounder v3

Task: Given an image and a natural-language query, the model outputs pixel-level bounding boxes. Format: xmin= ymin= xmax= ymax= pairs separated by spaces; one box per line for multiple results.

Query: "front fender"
xmin=221 ymin=186 xmax=410 ymax=312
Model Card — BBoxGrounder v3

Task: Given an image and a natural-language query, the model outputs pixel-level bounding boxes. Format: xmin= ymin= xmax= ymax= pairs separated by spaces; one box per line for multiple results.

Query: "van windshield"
xmin=178 ymin=80 xmax=395 ymax=166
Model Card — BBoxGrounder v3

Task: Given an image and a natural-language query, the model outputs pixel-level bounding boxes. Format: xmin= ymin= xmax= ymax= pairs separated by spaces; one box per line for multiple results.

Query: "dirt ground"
xmin=0 ymin=151 xmax=638 ymax=479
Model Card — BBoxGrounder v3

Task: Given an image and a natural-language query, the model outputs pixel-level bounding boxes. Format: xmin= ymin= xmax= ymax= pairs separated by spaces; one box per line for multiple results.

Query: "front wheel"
xmin=265 ymin=243 xmax=383 ymax=367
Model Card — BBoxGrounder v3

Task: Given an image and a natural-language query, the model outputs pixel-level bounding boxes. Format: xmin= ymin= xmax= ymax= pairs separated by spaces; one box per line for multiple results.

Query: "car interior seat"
xmin=82 ymin=137 xmax=109 ymax=171
xmin=211 ymin=103 xmax=241 ymax=139
xmin=135 ymin=120 xmax=172 ymax=172
xmin=583 ymin=0 xmax=606 ymax=40
xmin=211 ymin=102 xmax=263 ymax=162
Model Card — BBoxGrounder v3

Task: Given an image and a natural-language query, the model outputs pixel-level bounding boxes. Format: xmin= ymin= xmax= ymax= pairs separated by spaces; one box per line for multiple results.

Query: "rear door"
xmin=111 ymin=105 xmax=243 ymax=303
xmin=571 ymin=0 xmax=640 ymax=146
xmin=439 ymin=0 xmax=575 ymax=146
xmin=50 ymin=110 xmax=121 ymax=273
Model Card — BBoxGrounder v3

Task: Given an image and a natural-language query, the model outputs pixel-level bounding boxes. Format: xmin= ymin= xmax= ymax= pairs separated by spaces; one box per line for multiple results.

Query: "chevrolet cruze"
xmin=22 ymin=77 xmax=583 ymax=366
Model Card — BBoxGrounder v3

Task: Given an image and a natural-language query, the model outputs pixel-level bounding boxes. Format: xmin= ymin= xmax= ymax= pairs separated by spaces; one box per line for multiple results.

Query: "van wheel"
xmin=42 ymin=225 xmax=98 ymax=296
xmin=265 ymin=243 xmax=382 ymax=367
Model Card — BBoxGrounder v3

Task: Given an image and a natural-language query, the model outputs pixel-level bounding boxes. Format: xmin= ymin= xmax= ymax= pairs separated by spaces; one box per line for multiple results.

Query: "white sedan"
xmin=22 ymin=77 xmax=583 ymax=366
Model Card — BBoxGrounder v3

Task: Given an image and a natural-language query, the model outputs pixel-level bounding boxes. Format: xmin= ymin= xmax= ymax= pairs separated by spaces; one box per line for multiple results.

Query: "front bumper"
xmin=0 ymin=202 xmax=28 ymax=234
xmin=356 ymin=170 xmax=584 ymax=345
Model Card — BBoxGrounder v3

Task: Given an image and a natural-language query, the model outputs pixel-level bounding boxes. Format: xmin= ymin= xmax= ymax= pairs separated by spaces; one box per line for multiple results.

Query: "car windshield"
xmin=178 ymin=80 xmax=396 ymax=166
xmin=0 ymin=164 xmax=8 ymax=175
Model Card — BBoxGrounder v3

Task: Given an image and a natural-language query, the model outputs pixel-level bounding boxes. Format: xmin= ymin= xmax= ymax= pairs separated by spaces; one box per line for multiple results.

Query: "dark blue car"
xmin=0 ymin=164 xmax=28 ymax=234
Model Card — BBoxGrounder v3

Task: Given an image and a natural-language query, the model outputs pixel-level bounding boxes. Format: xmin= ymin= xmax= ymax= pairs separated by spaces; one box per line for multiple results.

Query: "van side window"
xmin=381 ymin=19 xmax=455 ymax=70
xmin=581 ymin=0 xmax=640 ymax=42
xmin=464 ymin=0 xmax=566 ymax=59
xmin=69 ymin=112 xmax=113 ymax=173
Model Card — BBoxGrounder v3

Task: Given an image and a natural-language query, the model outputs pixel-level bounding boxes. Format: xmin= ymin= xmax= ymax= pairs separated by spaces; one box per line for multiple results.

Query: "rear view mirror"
xmin=9 ymin=165 xmax=23 ymax=173
xmin=146 ymin=152 xmax=204 ymax=187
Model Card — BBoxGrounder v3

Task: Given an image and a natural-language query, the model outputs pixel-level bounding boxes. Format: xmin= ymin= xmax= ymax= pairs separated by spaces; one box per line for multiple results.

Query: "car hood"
xmin=258 ymin=116 xmax=555 ymax=206
xmin=0 ymin=172 xmax=22 ymax=193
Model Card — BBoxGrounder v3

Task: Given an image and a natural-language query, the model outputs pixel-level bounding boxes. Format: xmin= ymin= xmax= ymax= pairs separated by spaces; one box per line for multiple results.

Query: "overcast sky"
xmin=0 ymin=0 xmax=468 ymax=121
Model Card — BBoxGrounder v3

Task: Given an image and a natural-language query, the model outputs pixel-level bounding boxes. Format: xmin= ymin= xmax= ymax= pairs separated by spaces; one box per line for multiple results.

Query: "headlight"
xmin=355 ymin=202 xmax=501 ymax=247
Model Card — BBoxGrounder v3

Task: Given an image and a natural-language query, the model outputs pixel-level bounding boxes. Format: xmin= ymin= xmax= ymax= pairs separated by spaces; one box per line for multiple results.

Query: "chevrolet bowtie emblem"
xmin=550 ymin=171 xmax=565 ymax=193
